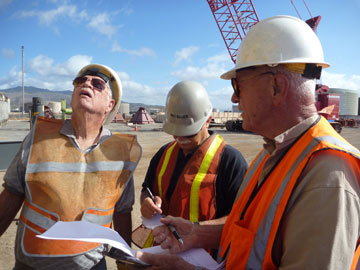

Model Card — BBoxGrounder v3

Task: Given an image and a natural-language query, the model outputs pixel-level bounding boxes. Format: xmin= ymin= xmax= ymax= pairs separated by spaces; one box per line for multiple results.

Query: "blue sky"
xmin=0 ymin=0 xmax=359 ymax=111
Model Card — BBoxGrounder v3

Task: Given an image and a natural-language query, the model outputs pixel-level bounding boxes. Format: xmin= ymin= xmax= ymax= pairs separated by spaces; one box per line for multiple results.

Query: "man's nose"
xmin=231 ymin=92 xmax=238 ymax=104
xmin=231 ymin=93 xmax=243 ymax=110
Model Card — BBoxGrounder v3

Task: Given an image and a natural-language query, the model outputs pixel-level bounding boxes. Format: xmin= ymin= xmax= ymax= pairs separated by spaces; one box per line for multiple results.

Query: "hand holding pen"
xmin=140 ymin=187 xmax=162 ymax=218
xmin=145 ymin=187 xmax=184 ymax=245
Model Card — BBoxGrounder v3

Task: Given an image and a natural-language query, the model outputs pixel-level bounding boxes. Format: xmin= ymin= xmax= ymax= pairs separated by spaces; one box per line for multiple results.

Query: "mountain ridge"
xmin=0 ymin=86 xmax=164 ymax=112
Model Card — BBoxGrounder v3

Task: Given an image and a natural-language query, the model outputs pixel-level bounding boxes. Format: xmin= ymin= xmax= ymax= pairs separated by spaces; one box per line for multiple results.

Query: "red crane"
xmin=206 ymin=0 xmax=259 ymax=64
xmin=206 ymin=0 xmax=320 ymax=64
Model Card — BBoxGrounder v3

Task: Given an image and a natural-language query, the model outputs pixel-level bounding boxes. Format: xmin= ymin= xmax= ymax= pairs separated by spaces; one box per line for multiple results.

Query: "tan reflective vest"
xmin=19 ymin=117 xmax=141 ymax=256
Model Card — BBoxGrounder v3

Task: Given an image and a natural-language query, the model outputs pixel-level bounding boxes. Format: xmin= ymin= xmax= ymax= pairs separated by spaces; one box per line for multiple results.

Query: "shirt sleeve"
xmin=3 ymin=134 xmax=32 ymax=196
xmin=115 ymin=176 xmax=135 ymax=213
xmin=277 ymin=150 xmax=360 ymax=270
xmin=215 ymin=144 xmax=248 ymax=217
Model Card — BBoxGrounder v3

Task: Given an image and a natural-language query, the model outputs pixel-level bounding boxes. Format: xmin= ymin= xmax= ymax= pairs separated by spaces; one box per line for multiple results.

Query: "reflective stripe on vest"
xmin=189 ymin=135 xmax=224 ymax=222
xmin=20 ymin=117 xmax=141 ymax=257
xmin=157 ymin=142 xmax=177 ymax=197
xmin=234 ymin=150 xmax=268 ymax=202
xmin=219 ymin=117 xmax=360 ymax=269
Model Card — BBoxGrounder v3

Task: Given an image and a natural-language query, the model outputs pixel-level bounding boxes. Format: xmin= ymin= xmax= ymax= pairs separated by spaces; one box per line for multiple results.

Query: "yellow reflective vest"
xmin=154 ymin=134 xmax=225 ymax=222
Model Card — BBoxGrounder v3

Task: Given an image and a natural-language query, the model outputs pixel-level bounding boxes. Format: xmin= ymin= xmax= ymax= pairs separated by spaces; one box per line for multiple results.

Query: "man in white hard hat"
xmin=136 ymin=80 xmax=247 ymax=249
xmin=135 ymin=16 xmax=360 ymax=270
xmin=0 ymin=64 xmax=141 ymax=269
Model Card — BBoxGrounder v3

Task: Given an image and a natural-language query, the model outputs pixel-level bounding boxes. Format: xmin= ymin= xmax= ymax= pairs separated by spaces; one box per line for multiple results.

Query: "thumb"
xmin=135 ymin=251 xmax=153 ymax=264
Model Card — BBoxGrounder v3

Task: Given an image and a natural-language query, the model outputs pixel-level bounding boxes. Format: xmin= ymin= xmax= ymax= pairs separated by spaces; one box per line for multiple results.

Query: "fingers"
xmin=136 ymin=251 xmax=192 ymax=270
xmin=140 ymin=197 xmax=162 ymax=218
xmin=154 ymin=196 xmax=162 ymax=209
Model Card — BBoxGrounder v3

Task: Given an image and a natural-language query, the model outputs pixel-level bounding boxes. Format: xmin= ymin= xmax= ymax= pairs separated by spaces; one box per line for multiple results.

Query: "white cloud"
xmin=171 ymin=52 xmax=230 ymax=80
xmin=88 ymin=13 xmax=118 ymax=38
xmin=112 ymin=42 xmax=156 ymax=57
xmin=208 ymin=85 xmax=235 ymax=111
xmin=121 ymin=80 xmax=168 ymax=105
xmin=174 ymin=46 xmax=199 ymax=66
xmin=0 ymin=66 xmax=22 ymax=89
xmin=117 ymin=71 xmax=131 ymax=81
xmin=1 ymin=48 xmax=15 ymax=58
xmin=9 ymin=54 xmax=92 ymax=90
xmin=16 ymin=4 xmax=81 ymax=25
xmin=321 ymin=70 xmax=360 ymax=95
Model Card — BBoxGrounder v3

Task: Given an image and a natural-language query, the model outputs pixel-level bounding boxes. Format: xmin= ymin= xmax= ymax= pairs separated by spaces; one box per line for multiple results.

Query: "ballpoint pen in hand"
xmin=145 ymin=187 xmax=155 ymax=203
xmin=144 ymin=187 xmax=184 ymax=245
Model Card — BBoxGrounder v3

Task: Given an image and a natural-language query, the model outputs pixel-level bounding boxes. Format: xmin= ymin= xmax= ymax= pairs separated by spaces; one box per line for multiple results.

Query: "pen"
xmin=145 ymin=187 xmax=155 ymax=203
xmin=144 ymin=187 xmax=184 ymax=245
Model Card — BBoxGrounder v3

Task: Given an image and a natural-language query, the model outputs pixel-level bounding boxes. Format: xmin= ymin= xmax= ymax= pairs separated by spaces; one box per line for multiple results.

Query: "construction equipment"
xmin=206 ymin=0 xmax=344 ymax=133
xmin=315 ymin=84 xmax=342 ymax=133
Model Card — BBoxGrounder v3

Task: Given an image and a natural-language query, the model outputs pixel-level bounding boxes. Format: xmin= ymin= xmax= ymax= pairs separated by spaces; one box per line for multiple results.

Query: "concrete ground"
xmin=0 ymin=120 xmax=359 ymax=270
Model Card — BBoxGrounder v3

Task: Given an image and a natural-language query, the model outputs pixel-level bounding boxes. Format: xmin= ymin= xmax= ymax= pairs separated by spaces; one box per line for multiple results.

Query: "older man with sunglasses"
xmin=0 ymin=64 xmax=141 ymax=270
xmin=134 ymin=16 xmax=360 ymax=270
xmin=135 ymin=80 xmax=248 ymax=251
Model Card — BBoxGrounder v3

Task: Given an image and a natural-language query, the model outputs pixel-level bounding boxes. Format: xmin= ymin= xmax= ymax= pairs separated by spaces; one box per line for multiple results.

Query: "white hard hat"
xmin=221 ymin=15 xmax=330 ymax=80
xmin=163 ymin=81 xmax=213 ymax=136
xmin=76 ymin=63 xmax=122 ymax=125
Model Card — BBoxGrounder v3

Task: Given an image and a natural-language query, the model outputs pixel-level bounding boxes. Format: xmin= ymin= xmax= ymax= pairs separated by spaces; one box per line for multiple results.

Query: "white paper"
xmin=38 ymin=221 xmax=223 ymax=269
xmin=141 ymin=213 xmax=163 ymax=229
xmin=37 ymin=221 xmax=134 ymax=256
xmin=142 ymin=245 xmax=223 ymax=270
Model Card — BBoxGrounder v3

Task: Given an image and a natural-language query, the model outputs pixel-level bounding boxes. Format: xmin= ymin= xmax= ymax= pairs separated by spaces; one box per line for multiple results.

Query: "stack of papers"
xmin=37 ymin=221 xmax=225 ymax=269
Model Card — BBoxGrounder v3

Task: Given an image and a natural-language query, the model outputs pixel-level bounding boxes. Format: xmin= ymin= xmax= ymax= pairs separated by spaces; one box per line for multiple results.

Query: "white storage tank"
xmin=330 ymin=88 xmax=359 ymax=116
xmin=46 ymin=101 xmax=61 ymax=113
xmin=119 ymin=102 xmax=130 ymax=115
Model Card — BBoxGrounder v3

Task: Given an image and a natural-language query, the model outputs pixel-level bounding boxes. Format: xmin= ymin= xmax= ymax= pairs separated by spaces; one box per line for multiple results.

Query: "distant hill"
xmin=0 ymin=86 xmax=72 ymax=108
xmin=0 ymin=86 xmax=164 ymax=113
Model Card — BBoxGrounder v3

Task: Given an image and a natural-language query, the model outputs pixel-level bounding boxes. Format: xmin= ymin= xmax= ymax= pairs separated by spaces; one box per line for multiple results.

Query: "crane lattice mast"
xmin=206 ymin=0 xmax=259 ymax=64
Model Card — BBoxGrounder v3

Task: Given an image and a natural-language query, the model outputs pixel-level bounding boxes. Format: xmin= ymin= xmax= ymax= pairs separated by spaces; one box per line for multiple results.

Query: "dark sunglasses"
xmin=73 ymin=76 xmax=108 ymax=91
xmin=231 ymin=72 xmax=275 ymax=97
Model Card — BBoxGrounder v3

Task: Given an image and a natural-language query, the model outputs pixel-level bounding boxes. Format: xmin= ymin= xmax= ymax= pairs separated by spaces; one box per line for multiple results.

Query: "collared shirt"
xmin=260 ymin=115 xmax=360 ymax=269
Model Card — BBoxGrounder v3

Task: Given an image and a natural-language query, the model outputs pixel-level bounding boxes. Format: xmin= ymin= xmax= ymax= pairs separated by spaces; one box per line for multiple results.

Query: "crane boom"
xmin=206 ymin=0 xmax=259 ymax=64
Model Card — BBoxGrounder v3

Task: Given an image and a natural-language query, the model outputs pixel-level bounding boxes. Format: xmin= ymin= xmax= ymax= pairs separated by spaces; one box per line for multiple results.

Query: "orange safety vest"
xmin=219 ymin=116 xmax=360 ymax=269
xmin=19 ymin=117 xmax=141 ymax=257
xmin=153 ymin=134 xmax=225 ymax=222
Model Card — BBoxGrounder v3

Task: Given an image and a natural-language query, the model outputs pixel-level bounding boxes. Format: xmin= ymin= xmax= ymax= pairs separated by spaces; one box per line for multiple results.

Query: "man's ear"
xmin=272 ymin=74 xmax=289 ymax=106
xmin=106 ymin=99 xmax=115 ymax=114
xmin=205 ymin=115 xmax=212 ymax=128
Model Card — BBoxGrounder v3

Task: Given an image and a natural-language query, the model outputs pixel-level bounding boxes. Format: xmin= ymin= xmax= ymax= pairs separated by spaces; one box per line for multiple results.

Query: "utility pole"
xmin=22 ymin=45 xmax=25 ymax=114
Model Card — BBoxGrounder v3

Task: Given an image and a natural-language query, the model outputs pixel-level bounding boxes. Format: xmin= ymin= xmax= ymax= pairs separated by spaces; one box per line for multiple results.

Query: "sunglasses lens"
xmin=73 ymin=76 xmax=106 ymax=91
xmin=73 ymin=77 xmax=87 ymax=85
xmin=92 ymin=78 xmax=106 ymax=91
xmin=231 ymin=78 xmax=239 ymax=97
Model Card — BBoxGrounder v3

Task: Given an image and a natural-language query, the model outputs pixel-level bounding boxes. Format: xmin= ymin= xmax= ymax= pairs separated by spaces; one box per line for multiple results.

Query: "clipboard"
xmin=106 ymin=247 xmax=151 ymax=267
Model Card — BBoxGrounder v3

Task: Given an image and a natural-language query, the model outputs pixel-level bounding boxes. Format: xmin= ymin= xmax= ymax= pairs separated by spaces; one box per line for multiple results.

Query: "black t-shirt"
xmin=142 ymin=132 xmax=248 ymax=218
